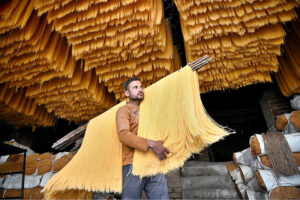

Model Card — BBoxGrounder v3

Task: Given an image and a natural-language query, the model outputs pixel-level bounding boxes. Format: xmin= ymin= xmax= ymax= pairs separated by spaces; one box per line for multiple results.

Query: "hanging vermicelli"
xmin=0 ymin=84 xmax=55 ymax=128
xmin=34 ymin=0 xmax=176 ymax=100
xmin=174 ymin=0 xmax=300 ymax=93
xmin=0 ymin=1 xmax=116 ymax=124
xmin=43 ymin=66 xmax=232 ymax=199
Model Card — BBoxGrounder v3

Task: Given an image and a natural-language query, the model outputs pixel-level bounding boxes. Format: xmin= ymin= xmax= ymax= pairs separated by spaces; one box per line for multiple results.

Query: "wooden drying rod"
xmin=189 ymin=55 xmax=212 ymax=71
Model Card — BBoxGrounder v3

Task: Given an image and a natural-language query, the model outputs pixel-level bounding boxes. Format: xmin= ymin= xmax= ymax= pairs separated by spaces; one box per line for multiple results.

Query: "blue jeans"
xmin=122 ymin=165 xmax=169 ymax=200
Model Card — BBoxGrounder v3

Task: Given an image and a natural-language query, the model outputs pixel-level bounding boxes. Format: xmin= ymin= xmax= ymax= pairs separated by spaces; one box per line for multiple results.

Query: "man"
xmin=116 ymin=77 xmax=170 ymax=199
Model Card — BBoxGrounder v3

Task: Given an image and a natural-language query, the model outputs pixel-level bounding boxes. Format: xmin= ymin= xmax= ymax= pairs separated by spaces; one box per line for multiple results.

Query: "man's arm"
xmin=116 ymin=107 xmax=169 ymax=160
xmin=118 ymin=129 xmax=148 ymax=152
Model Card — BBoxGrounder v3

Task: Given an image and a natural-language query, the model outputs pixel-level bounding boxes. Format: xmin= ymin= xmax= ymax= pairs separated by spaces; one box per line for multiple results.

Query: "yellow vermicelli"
xmin=43 ymin=66 xmax=232 ymax=199
xmin=0 ymin=84 xmax=55 ymax=128
xmin=43 ymin=102 xmax=125 ymax=199
xmin=174 ymin=0 xmax=300 ymax=93
xmin=133 ymin=67 xmax=231 ymax=177
xmin=33 ymin=0 xmax=175 ymax=101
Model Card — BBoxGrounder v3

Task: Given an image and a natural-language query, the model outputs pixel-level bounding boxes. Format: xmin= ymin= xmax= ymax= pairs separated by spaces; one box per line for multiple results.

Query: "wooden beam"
xmin=52 ymin=123 xmax=87 ymax=150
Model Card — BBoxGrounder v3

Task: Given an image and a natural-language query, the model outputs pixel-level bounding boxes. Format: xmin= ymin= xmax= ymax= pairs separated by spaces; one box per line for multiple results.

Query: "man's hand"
xmin=147 ymin=140 xmax=170 ymax=160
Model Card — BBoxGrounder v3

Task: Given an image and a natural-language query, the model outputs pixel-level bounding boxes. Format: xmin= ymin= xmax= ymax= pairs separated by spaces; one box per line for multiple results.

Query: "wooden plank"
xmin=52 ymin=123 xmax=87 ymax=150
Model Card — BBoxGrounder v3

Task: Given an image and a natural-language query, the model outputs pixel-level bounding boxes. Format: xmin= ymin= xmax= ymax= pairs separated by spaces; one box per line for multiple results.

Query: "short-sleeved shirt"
xmin=116 ymin=103 xmax=148 ymax=165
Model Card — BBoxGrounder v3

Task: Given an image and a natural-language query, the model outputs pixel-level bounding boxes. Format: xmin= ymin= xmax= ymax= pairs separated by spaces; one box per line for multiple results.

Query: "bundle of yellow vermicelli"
xmin=174 ymin=0 xmax=300 ymax=93
xmin=43 ymin=66 xmax=232 ymax=199
xmin=133 ymin=66 xmax=231 ymax=176
xmin=33 ymin=0 xmax=173 ymax=101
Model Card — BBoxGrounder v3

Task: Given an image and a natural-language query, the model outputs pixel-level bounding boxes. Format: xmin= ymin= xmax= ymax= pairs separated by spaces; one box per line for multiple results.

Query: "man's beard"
xmin=130 ymin=96 xmax=144 ymax=101
xmin=129 ymin=93 xmax=144 ymax=101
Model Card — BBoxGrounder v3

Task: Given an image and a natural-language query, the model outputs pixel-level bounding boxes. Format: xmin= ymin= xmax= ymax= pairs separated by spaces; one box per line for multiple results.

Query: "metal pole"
xmin=21 ymin=152 xmax=26 ymax=200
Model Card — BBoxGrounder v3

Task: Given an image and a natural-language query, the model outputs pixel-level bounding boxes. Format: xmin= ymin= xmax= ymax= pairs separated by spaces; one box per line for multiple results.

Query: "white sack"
xmin=252 ymin=133 xmax=300 ymax=155
xmin=230 ymin=168 xmax=243 ymax=184
xmin=291 ymin=95 xmax=300 ymax=110
xmin=258 ymin=169 xmax=300 ymax=192
xmin=237 ymin=183 xmax=248 ymax=199
xmin=250 ymin=157 xmax=270 ymax=171
xmin=240 ymin=165 xmax=254 ymax=183
xmin=0 ymin=177 xmax=5 ymax=187
xmin=40 ymin=172 xmax=55 ymax=187
xmin=246 ymin=189 xmax=268 ymax=200
xmin=54 ymin=152 xmax=69 ymax=161
xmin=234 ymin=147 xmax=255 ymax=165
xmin=3 ymin=174 xmax=42 ymax=189
xmin=246 ymin=177 xmax=261 ymax=192
xmin=0 ymin=155 xmax=9 ymax=165
xmin=283 ymin=113 xmax=299 ymax=134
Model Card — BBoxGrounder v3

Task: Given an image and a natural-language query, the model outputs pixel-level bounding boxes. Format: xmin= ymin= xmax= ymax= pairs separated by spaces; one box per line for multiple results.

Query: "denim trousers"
xmin=122 ymin=164 xmax=169 ymax=200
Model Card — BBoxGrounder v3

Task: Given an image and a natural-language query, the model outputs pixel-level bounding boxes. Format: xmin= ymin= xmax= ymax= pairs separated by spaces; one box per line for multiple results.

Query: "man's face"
xmin=125 ymin=80 xmax=144 ymax=100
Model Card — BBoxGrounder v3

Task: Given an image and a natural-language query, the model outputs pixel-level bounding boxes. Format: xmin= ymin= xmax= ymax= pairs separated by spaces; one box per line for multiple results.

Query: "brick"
xmin=168 ymin=187 xmax=179 ymax=193
xmin=174 ymin=187 xmax=181 ymax=193
xmin=166 ymin=170 xmax=180 ymax=178
xmin=169 ymin=192 xmax=181 ymax=199
xmin=167 ymin=177 xmax=181 ymax=187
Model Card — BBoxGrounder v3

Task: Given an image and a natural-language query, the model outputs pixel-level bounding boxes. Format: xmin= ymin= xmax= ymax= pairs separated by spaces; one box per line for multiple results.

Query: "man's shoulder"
xmin=116 ymin=104 xmax=131 ymax=114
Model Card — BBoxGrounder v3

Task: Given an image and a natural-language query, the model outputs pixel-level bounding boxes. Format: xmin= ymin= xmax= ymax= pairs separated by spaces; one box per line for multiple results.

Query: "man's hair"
xmin=124 ymin=77 xmax=140 ymax=91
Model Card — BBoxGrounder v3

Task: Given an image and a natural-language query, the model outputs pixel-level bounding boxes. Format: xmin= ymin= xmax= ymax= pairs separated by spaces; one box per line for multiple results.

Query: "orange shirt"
xmin=116 ymin=103 xmax=148 ymax=165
